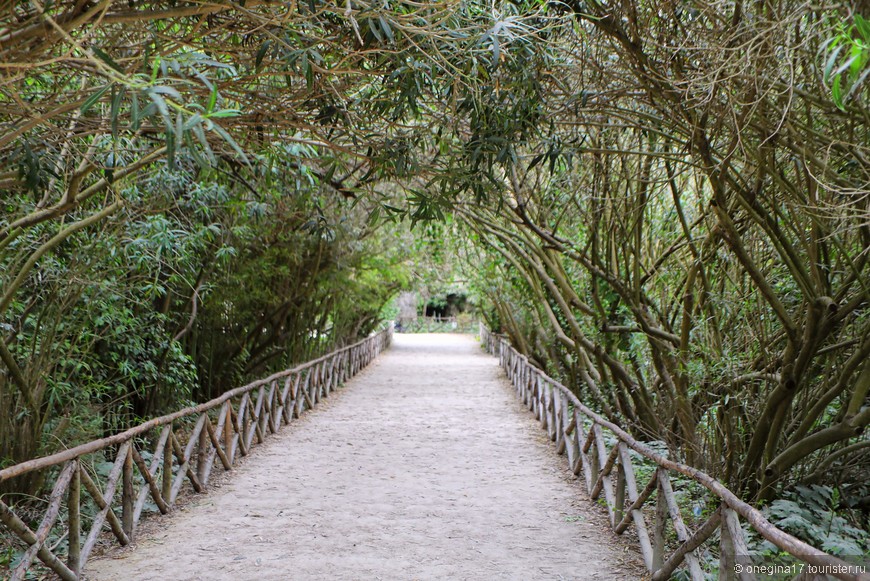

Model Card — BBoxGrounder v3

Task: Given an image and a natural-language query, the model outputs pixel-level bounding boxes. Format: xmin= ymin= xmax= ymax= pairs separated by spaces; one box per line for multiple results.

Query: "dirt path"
xmin=85 ymin=334 xmax=641 ymax=581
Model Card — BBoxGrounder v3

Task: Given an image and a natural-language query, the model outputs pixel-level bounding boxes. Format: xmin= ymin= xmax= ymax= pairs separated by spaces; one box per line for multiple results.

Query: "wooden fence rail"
xmin=480 ymin=325 xmax=869 ymax=581
xmin=0 ymin=327 xmax=392 ymax=580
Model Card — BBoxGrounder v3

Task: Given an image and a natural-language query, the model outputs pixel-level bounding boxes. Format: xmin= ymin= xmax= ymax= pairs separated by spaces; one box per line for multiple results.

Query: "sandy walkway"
xmin=85 ymin=334 xmax=640 ymax=580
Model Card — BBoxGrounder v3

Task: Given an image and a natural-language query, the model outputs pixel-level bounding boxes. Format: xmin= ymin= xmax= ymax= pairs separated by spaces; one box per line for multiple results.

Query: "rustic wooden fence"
xmin=0 ymin=327 xmax=392 ymax=580
xmin=480 ymin=325 xmax=869 ymax=581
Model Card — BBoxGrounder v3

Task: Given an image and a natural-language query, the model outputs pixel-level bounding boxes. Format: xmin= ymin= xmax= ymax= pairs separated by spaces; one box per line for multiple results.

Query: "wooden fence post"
xmin=122 ymin=445 xmax=134 ymax=539
xmin=720 ymin=506 xmax=756 ymax=581
xmin=197 ymin=415 xmax=210 ymax=485
xmin=162 ymin=422 xmax=173 ymax=502
xmin=224 ymin=402 xmax=234 ymax=465
xmin=68 ymin=460 xmax=81 ymax=575
xmin=653 ymin=469 xmax=668 ymax=572
xmin=614 ymin=455 xmax=626 ymax=525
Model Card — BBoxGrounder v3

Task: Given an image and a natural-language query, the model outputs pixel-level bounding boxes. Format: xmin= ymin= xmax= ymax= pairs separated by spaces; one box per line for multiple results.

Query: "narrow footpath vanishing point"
xmin=85 ymin=334 xmax=641 ymax=581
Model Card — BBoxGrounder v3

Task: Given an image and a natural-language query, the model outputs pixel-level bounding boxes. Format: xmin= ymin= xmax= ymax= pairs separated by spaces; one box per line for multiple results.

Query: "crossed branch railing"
xmin=0 ymin=327 xmax=392 ymax=580
xmin=480 ymin=325 xmax=869 ymax=581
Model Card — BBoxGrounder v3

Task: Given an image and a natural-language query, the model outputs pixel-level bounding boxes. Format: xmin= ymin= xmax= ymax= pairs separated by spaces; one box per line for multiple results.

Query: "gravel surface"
xmin=85 ymin=333 xmax=642 ymax=581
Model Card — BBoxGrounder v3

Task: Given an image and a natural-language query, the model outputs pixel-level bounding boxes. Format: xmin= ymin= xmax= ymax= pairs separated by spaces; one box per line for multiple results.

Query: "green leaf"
xmin=92 ymin=47 xmax=124 ymax=73
xmin=210 ymin=122 xmax=249 ymax=164
xmin=110 ymin=85 xmax=126 ymax=138
xmin=207 ymin=84 xmax=218 ymax=114
xmin=849 ymin=44 xmax=865 ymax=80
xmin=151 ymin=57 xmax=161 ymax=83
xmin=191 ymin=120 xmax=216 ymax=164
xmin=378 ymin=16 xmax=394 ymax=43
xmin=184 ymin=131 xmax=209 ymax=169
xmin=824 ymin=42 xmax=845 ymax=82
xmin=367 ymin=205 xmax=381 ymax=227
xmin=150 ymin=85 xmax=183 ymax=101
xmin=527 ymin=153 xmax=545 ymax=170
xmin=166 ymin=130 xmax=176 ymax=170
xmin=832 ymin=75 xmax=845 ymax=110
xmin=147 ymin=90 xmax=171 ymax=127
xmin=833 ymin=53 xmax=860 ymax=80
xmin=855 ymin=15 xmax=870 ymax=42
xmin=207 ymin=109 xmax=241 ymax=118
xmin=175 ymin=110 xmax=184 ymax=146
xmin=80 ymin=85 xmax=111 ymax=114
xmin=183 ymin=113 xmax=203 ymax=131
xmin=305 ymin=62 xmax=314 ymax=88
xmin=255 ymin=40 xmax=272 ymax=72
xmin=845 ymin=65 xmax=870 ymax=100
xmin=130 ymin=90 xmax=140 ymax=130
xmin=368 ymin=19 xmax=384 ymax=43
xmin=324 ymin=162 xmax=337 ymax=182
